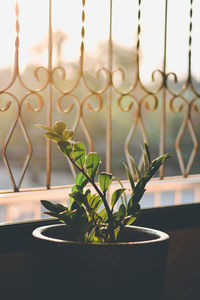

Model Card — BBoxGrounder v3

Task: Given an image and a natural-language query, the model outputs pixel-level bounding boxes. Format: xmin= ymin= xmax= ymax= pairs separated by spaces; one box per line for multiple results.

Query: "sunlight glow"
xmin=0 ymin=0 xmax=199 ymax=82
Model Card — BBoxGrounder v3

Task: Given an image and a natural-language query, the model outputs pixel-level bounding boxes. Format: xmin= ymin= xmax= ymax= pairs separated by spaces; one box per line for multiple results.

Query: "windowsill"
xmin=1 ymin=176 xmax=200 ymax=223
xmin=0 ymin=202 xmax=200 ymax=254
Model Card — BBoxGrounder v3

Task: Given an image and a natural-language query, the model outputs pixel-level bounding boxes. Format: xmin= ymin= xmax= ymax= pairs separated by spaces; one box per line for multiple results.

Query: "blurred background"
xmin=1 ymin=0 xmax=200 ymax=221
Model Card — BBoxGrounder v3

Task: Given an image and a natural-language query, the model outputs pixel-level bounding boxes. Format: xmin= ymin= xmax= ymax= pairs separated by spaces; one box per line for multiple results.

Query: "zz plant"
xmin=39 ymin=121 xmax=169 ymax=244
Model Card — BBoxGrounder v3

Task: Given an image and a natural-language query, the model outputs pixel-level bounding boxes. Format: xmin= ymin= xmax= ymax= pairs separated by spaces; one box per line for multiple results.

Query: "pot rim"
xmin=33 ymin=224 xmax=169 ymax=246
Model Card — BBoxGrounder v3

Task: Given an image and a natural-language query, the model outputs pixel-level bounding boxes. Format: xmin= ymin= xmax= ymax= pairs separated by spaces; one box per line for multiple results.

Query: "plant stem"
xmin=69 ymin=157 xmax=115 ymax=242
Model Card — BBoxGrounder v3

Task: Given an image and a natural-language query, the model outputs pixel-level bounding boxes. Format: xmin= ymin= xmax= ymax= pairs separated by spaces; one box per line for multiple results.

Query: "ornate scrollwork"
xmin=169 ymin=96 xmax=185 ymax=113
xmin=52 ymin=66 xmax=81 ymax=94
xmin=117 ymin=94 xmax=136 ymax=112
xmin=141 ymin=94 xmax=158 ymax=112
xmin=23 ymin=93 xmax=44 ymax=113
xmin=192 ymin=97 xmax=200 ymax=114
xmin=0 ymin=92 xmax=19 ymax=113
xmin=151 ymin=69 xmax=165 ymax=93
xmin=82 ymin=93 xmax=103 ymax=113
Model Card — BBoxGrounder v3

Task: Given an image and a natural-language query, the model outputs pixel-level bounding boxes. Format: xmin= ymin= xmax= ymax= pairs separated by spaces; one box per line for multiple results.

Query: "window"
xmin=0 ymin=0 xmax=200 ymax=222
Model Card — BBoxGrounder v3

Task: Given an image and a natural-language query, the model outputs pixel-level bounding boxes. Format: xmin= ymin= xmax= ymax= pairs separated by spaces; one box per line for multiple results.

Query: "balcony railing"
xmin=0 ymin=0 xmax=200 ymax=222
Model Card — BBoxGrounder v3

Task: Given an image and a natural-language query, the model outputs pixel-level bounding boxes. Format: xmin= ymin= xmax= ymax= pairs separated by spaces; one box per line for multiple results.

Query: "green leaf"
xmin=90 ymin=195 xmax=102 ymax=210
xmin=58 ymin=141 xmax=73 ymax=158
xmin=70 ymin=185 xmax=82 ymax=204
xmin=74 ymin=142 xmax=86 ymax=169
xmin=111 ymin=188 xmax=125 ymax=210
xmin=69 ymin=190 xmax=86 ymax=206
xmin=112 ymin=211 xmax=121 ymax=222
xmin=141 ymin=145 xmax=148 ymax=173
xmin=45 ymin=132 xmax=61 ymax=142
xmin=146 ymin=153 xmax=170 ymax=180
xmin=43 ymin=211 xmax=59 ymax=218
xmin=75 ymin=172 xmax=88 ymax=189
xmin=124 ymin=216 xmax=136 ymax=226
xmin=129 ymin=156 xmax=141 ymax=179
xmin=62 ymin=130 xmax=73 ymax=141
xmin=98 ymin=208 xmax=108 ymax=222
xmin=93 ymin=199 xmax=102 ymax=212
xmin=98 ymin=172 xmax=112 ymax=193
xmin=144 ymin=142 xmax=151 ymax=164
xmin=53 ymin=121 xmax=66 ymax=135
xmin=86 ymin=152 xmax=100 ymax=179
xmin=71 ymin=199 xmax=80 ymax=211
xmin=87 ymin=193 xmax=96 ymax=207
xmin=118 ymin=203 xmax=126 ymax=219
xmin=127 ymin=200 xmax=141 ymax=216
xmin=86 ymin=228 xmax=96 ymax=242
xmin=124 ymin=163 xmax=135 ymax=191
xmin=41 ymin=200 xmax=67 ymax=213
xmin=114 ymin=227 xmax=120 ymax=240
xmin=36 ymin=124 xmax=55 ymax=132
xmin=127 ymin=185 xmax=146 ymax=208
xmin=113 ymin=176 xmax=127 ymax=207
xmin=84 ymin=190 xmax=92 ymax=208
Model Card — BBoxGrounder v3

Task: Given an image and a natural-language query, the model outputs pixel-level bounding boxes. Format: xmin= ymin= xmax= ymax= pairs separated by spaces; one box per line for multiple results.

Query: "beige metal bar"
xmin=46 ymin=0 xmax=53 ymax=189
xmin=106 ymin=0 xmax=113 ymax=172
xmin=160 ymin=0 xmax=168 ymax=179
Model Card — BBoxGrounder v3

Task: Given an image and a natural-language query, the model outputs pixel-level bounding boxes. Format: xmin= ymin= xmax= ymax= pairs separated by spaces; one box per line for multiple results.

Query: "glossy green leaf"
xmin=146 ymin=154 xmax=169 ymax=180
xmin=74 ymin=142 xmax=86 ymax=169
xmin=85 ymin=189 xmax=91 ymax=198
xmin=98 ymin=172 xmax=112 ymax=193
xmin=119 ymin=203 xmax=126 ymax=219
xmin=75 ymin=172 xmax=88 ymax=189
xmin=98 ymin=208 xmax=108 ymax=222
xmin=86 ymin=152 xmax=100 ymax=179
xmin=127 ymin=200 xmax=141 ymax=215
xmin=70 ymin=185 xmax=83 ymax=202
xmin=45 ymin=132 xmax=61 ymax=142
xmin=53 ymin=121 xmax=66 ymax=135
xmin=58 ymin=141 xmax=73 ymax=158
xmin=70 ymin=199 xmax=80 ymax=211
xmin=69 ymin=190 xmax=86 ymax=206
xmin=93 ymin=199 xmax=102 ymax=212
xmin=144 ymin=142 xmax=151 ymax=164
xmin=86 ymin=228 xmax=96 ymax=242
xmin=114 ymin=228 xmax=120 ymax=240
xmin=90 ymin=195 xmax=101 ymax=210
xmin=141 ymin=145 xmax=148 ymax=172
xmin=112 ymin=211 xmax=121 ymax=222
xmin=36 ymin=124 xmax=55 ymax=132
xmin=124 ymin=216 xmax=136 ymax=226
xmin=43 ymin=211 xmax=59 ymax=218
xmin=129 ymin=156 xmax=141 ymax=179
xmin=41 ymin=200 xmax=67 ymax=213
xmin=124 ymin=163 xmax=135 ymax=191
xmin=111 ymin=188 xmax=125 ymax=210
xmin=87 ymin=192 xmax=96 ymax=207
xmin=113 ymin=176 xmax=127 ymax=207
xmin=62 ymin=130 xmax=73 ymax=141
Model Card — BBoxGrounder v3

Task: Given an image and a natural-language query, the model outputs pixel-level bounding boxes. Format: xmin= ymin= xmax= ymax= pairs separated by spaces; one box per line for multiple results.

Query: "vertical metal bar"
xmin=160 ymin=0 xmax=168 ymax=179
xmin=46 ymin=0 xmax=53 ymax=189
xmin=136 ymin=0 xmax=141 ymax=80
xmin=188 ymin=0 xmax=193 ymax=82
xmin=106 ymin=0 xmax=113 ymax=172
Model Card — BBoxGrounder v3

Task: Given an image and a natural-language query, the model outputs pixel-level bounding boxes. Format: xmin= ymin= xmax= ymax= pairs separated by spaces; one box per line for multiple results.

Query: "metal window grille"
xmin=0 ymin=0 xmax=200 ymax=221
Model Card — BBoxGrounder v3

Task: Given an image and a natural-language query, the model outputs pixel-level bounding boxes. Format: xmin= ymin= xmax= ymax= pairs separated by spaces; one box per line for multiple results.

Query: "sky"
xmin=0 ymin=0 xmax=199 ymax=83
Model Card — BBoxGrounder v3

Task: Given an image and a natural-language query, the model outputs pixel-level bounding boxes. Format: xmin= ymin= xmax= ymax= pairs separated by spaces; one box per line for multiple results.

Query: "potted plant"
xmin=32 ymin=121 xmax=170 ymax=300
